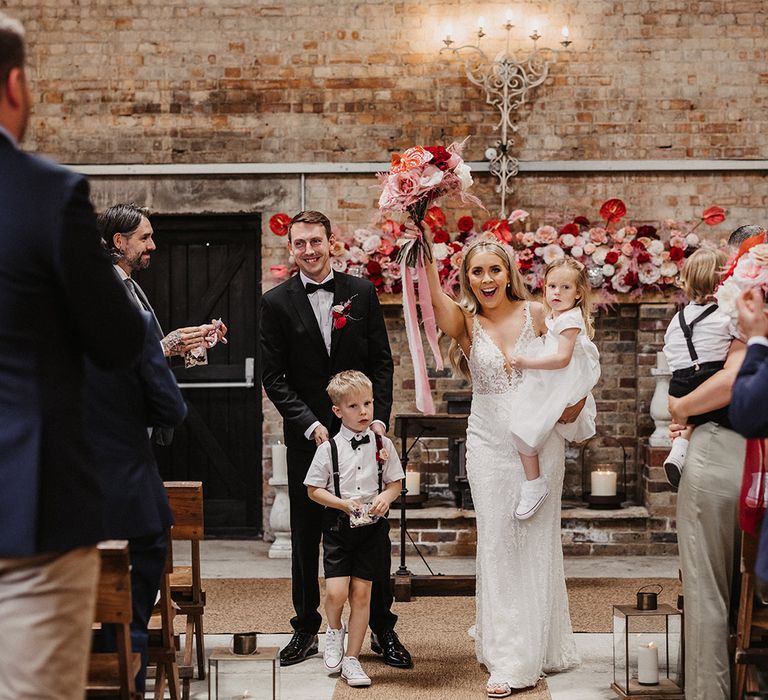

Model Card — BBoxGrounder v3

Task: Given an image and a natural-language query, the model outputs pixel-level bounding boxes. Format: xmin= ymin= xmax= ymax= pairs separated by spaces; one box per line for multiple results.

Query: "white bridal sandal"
xmin=486 ymin=681 xmax=512 ymax=698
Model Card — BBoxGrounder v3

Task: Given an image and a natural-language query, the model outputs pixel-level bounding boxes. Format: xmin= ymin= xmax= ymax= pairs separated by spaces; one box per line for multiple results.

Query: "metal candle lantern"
xmin=581 ymin=435 xmax=627 ymax=509
xmin=612 ymin=604 xmax=684 ymax=698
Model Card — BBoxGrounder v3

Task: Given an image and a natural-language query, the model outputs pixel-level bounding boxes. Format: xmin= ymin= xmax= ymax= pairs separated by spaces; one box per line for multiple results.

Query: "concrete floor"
xmin=168 ymin=541 xmax=679 ymax=699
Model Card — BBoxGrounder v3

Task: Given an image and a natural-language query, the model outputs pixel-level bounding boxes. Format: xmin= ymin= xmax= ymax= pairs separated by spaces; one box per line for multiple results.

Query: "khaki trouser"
xmin=0 ymin=546 xmax=100 ymax=700
xmin=677 ymin=422 xmax=745 ymax=700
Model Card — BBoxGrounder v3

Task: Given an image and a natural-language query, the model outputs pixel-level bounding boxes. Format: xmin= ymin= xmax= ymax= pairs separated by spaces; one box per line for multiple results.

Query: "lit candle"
xmin=637 ymin=641 xmax=659 ymax=685
xmin=591 ymin=470 xmax=617 ymax=497
xmin=444 ymin=23 xmax=453 ymax=43
xmin=656 ymin=351 xmax=669 ymax=372
xmin=561 ymin=25 xmax=570 ymax=39
xmin=272 ymin=441 xmax=287 ymax=482
xmin=405 ymin=470 xmax=421 ymax=495
xmin=505 ymin=9 xmax=513 ymax=24
xmin=477 ymin=16 xmax=485 ymax=33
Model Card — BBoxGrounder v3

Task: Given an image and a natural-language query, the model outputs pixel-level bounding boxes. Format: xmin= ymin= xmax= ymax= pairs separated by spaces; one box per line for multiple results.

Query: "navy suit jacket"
xmin=260 ymin=272 xmax=393 ymax=452
xmin=85 ymin=312 xmax=187 ymax=539
xmin=0 ymin=133 xmax=144 ymax=556
xmin=729 ymin=342 xmax=768 ymax=438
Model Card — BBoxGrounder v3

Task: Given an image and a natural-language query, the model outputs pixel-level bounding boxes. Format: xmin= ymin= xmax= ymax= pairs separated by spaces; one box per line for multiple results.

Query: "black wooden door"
xmin=136 ymin=213 xmax=261 ymax=537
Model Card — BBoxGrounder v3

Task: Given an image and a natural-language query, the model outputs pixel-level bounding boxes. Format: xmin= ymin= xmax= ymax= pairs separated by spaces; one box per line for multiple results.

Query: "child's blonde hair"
xmin=680 ymin=248 xmax=728 ymax=303
xmin=326 ymin=370 xmax=373 ymax=406
xmin=543 ymin=257 xmax=595 ymax=339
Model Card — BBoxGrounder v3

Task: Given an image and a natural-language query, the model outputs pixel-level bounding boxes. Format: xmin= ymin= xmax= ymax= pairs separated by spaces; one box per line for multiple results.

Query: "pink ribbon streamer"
xmin=416 ymin=251 xmax=444 ymax=372
xmin=402 ymin=263 xmax=435 ymax=415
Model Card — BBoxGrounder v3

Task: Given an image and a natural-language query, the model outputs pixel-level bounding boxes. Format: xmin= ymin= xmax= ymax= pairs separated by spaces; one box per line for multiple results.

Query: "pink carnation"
xmin=534 ymin=225 xmax=558 ymax=245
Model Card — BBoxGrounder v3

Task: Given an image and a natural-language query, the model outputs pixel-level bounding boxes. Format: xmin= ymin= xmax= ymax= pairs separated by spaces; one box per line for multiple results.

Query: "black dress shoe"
xmin=370 ymin=629 xmax=413 ymax=668
xmin=280 ymin=631 xmax=319 ymax=666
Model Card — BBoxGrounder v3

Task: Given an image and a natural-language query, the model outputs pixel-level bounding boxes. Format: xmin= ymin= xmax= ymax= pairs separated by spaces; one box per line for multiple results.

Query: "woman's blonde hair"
xmin=448 ymin=236 xmax=530 ymax=377
xmin=326 ymin=370 xmax=372 ymax=406
xmin=680 ymin=247 xmax=728 ymax=303
xmin=543 ymin=257 xmax=595 ymax=339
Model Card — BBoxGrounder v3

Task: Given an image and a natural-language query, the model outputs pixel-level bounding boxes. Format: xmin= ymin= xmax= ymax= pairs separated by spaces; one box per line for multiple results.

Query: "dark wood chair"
xmin=733 ymin=532 xmax=768 ymax=699
xmin=164 ymin=481 xmax=206 ymax=681
xmin=87 ymin=540 xmax=141 ymax=700
xmin=147 ymin=532 xmax=183 ymax=700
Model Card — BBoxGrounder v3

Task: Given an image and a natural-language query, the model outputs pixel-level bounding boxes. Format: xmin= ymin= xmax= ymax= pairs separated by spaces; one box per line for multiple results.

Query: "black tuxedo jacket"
xmin=0 ymin=133 xmax=145 ymax=556
xmin=85 ymin=312 xmax=187 ymax=540
xmin=729 ymin=342 xmax=768 ymax=438
xmin=261 ymin=272 xmax=393 ymax=449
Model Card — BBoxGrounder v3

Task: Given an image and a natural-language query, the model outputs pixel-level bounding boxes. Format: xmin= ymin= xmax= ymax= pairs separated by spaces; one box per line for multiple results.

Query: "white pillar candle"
xmin=272 ymin=441 xmax=288 ymax=482
xmin=656 ymin=351 xmax=670 ymax=372
xmin=405 ymin=471 xmax=421 ymax=495
xmin=637 ymin=641 xmax=659 ymax=685
xmin=591 ymin=470 xmax=617 ymax=497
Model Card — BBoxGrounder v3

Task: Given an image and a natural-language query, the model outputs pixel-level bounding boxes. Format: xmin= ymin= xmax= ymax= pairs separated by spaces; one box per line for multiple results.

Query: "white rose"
xmin=660 ymin=262 xmax=678 ymax=277
xmin=638 ymin=263 xmax=661 ymax=285
xmin=330 ymin=257 xmax=348 ymax=272
xmin=648 ymin=240 xmax=664 ymax=256
xmin=560 ymin=233 xmax=576 ymax=248
xmin=354 ymin=228 xmax=371 ymax=245
xmin=714 ymin=281 xmax=742 ymax=319
xmin=454 ymin=162 xmax=473 ymax=190
xmin=432 ymin=242 xmax=450 ymax=260
xmin=686 ymin=233 xmax=700 ymax=248
xmin=592 ymin=246 xmax=610 ymax=265
xmin=571 ymin=246 xmax=584 ymax=258
xmin=602 ymin=264 xmax=615 ymax=277
xmin=542 ymin=244 xmax=565 ymax=264
xmin=361 ymin=234 xmax=381 ymax=255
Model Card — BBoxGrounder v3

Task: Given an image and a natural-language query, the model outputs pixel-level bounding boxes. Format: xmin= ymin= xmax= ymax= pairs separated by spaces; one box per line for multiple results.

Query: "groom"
xmin=261 ymin=210 xmax=412 ymax=668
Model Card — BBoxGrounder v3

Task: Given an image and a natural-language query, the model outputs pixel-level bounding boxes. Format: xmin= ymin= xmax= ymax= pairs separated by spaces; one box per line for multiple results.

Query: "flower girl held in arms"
xmin=508 ymin=257 xmax=601 ymax=519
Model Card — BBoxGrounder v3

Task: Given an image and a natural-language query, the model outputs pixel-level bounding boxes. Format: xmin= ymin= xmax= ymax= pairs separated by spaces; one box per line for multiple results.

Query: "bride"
xmin=419 ymin=229 xmax=587 ymax=697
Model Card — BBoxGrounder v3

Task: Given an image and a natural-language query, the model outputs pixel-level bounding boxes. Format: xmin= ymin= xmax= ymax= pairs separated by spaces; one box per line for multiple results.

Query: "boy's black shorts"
xmin=321 ymin=508 xmax=391 ymax=582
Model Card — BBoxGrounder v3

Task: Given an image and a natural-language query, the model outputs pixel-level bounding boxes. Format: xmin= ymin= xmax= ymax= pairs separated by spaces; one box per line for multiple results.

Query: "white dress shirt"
xmin=303 ymin=425 xmax=404 ymax=503
xmin=663 ymin=302 xmax=735 ymax=371
xmin=299 ymin=270 xmax=334 ymax=355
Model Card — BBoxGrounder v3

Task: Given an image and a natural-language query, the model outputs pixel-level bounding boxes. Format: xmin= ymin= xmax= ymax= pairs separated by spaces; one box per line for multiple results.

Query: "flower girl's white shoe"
xmin=515 ymin=476 xmax=549 ymax=520
xmin=341 ymin=656 xmax=371 ymax=687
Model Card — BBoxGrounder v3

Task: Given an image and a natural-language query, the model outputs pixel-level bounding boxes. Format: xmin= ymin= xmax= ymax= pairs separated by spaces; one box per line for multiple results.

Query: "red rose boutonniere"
xmin=331 ymin=295 xmax=357 ymax=330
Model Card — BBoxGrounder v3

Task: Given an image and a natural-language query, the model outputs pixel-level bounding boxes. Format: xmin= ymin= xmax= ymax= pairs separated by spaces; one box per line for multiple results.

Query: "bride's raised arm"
xmin=406 ymin=219 xmax=466 ymax=341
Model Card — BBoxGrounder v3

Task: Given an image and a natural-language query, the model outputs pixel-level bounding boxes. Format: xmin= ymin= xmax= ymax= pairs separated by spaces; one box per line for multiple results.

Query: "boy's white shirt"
xmin=663 ymin=301 xmax=735 ymax=372
xmin=303 ymin=424 xmax=404 ymax=502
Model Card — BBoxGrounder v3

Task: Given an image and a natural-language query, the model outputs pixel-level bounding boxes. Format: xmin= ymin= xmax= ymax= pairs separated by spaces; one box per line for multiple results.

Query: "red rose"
xmin=333 ymin=315 xmax=348 ymax=330
xmin=573 ymin=216 xmax=590 ymax=227
xmin=425 ymin=146 xmax=452 ymax=171
xmin=366 ymin=260 xmax=382 ymax=275
xmin=449 ymin=242 xmax=462 ymax=252
xmin=369 ymin=275 xmax=383 ymax=288
xmin=559 ymin=222 xmax=580 ymax=236
xmin=637 ymin=225 xmax=658 ymax=238
xmin=517 ymin=259 xmax=533 ymax=272
xmin=630 ymin=239 xmax=646 ymax=249
xmin=433 ymin=229 xmax=450 ymax=244
xmin=424 ymin=206 xmax=447 ymax=228
xmin=269 ymin=213 xmax=291 ymax=237
xmin=623 ymin=270 xmax=638 ymax=286
xmin=457 ymin=215 xmax=475 ymax=233
xmin=637 ymin=251 xmax=651 ymax=264
xmin=599 ymin=198 xmax=627 ymax=224
xmin=702 ymin=205 xmax=726 ymax=226
xmin=604 ymin=250 xmax=620 ymax=265
xmin=669 ymin=246 xmax=685 ymax=262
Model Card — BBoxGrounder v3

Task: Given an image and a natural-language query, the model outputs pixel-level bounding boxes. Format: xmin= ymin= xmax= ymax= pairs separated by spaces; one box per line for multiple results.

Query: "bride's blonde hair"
xmin=448 ymin=235 xmax=530 ymax=378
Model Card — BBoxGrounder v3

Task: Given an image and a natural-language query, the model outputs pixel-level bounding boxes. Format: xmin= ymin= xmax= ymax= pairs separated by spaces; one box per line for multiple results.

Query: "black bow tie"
xmin=305 ymin=279 xmax=335 ymax=294
xmin=350 ymin=434 xmax=371 ymax=450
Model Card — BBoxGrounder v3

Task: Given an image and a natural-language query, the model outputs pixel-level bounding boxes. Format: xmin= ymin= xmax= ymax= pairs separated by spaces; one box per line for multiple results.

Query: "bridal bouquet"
xmin=715 ymin=234 xmax=768 ymax=319
xmin=377 ymin=141 xmax=483 ymax=414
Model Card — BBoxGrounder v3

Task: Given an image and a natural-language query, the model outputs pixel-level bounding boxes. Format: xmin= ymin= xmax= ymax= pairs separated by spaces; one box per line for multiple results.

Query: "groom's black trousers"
xmin=288 ymin=445 xmax=397 ymax=635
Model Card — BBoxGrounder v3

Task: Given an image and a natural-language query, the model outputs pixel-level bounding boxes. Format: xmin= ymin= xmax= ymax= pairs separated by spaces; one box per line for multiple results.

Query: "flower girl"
xmin=509 ymin=257 xmax=601 ymax=519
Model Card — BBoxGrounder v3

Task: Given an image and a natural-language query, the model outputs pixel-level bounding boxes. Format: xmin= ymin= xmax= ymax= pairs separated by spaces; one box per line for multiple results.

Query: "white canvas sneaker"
xmin=341 ymin=656 xmax=371 ymax=687
xmin=323 ymin=626 xmax=345 ymax=673
xmin=663 ymin=437 xmax=688 ymax=489
xmin=515 ymin=476 xmax=550 ymax=520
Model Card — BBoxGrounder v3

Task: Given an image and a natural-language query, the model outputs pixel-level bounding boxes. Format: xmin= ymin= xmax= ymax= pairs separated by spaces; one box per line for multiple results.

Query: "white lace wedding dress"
xmin=466 ymin=303 xmax=580 ymax=688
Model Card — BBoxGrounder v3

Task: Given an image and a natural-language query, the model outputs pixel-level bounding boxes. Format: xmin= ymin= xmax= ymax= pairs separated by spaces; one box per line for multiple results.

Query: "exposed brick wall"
xmin=14 ymin=1 xmax=768 ymax=164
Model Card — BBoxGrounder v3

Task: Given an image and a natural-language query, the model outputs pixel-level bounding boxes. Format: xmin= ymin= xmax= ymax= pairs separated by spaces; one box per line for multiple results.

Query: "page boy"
xmin=304 ymin=370 xmax=404 ymax=688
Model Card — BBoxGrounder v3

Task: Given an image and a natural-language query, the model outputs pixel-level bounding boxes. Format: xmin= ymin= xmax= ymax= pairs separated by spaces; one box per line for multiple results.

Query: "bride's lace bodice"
xmin=468 ymin=302 xmax=537 ymax=395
